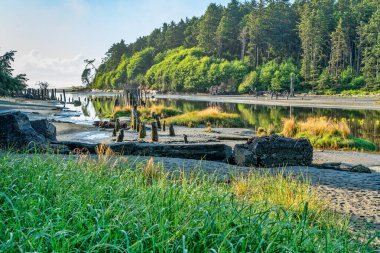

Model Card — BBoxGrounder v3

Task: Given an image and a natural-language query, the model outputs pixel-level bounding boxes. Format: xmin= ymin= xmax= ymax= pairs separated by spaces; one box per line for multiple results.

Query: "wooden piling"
xmin=138 ymin=122 xmax=146 ymax=139
xmin=116 ymin=130 xmax=124 ymax=142
xmin=151 ymin=122 xmax=158 ymax=142
xmin=169 ymin=124 xmax=175 ymax=137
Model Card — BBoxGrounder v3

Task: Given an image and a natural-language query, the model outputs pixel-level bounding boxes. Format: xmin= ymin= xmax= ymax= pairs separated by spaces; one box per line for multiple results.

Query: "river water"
xmin=55 ymin=91 xmax=380 ymax=148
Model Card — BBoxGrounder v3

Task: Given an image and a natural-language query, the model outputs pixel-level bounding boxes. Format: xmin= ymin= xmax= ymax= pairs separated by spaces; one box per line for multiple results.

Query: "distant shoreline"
xmin=153 ymin=94 xmax=380 ymax=110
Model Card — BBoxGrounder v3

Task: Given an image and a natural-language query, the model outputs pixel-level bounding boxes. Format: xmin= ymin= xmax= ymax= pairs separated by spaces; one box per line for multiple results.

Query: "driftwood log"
xmin=57 ymin=141 xmax=232 ymax=161
xmin=94 ymin=121 xmax=128 ymax=129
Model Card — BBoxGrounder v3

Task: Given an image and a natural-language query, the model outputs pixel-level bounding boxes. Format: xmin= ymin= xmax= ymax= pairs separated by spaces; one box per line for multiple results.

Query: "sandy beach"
xmin=155 ymin=94 xmax=380 ymax=110
xmin=1 ymin=96 xmax=379 ymax=241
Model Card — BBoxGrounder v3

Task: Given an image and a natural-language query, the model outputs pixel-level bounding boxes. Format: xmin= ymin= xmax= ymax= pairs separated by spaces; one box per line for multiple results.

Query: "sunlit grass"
xmin=282 ymin=117 xmax=376 ymax=151
xmin=166 ymin=107 xmax=243 ymax=127
xmin=0 ymin=153 xmax=372 ymax=252
xmin=111 ymin=105 xmax=182 ymax=120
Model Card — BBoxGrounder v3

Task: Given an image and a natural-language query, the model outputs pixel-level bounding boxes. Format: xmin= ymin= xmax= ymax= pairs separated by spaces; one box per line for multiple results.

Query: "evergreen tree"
xmin=0 ymin=50 xmax=27 ymax=95
xmin=329 ymin=19 xmax=349 ymax=85
xmin=359 ymin=8 xmax=380 ymax=89
xmin=197 ymin=4 xmax=223 ymax=55
xmin=298 ymin=4 xmax=328 ymax=86
xmin=215 ymin=0 xmax=242 ymax=59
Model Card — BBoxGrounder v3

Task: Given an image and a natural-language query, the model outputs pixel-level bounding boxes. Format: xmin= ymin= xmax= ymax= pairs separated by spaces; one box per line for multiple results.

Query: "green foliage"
xmin=350 ymin=76 xmax=366 ymax=89
xmin=145 ymin=47 xmax=248 ymax=92
xmin=93 ymin=48 xmax=155 ymax=89
xmin=0 ymin=50 xmax=27 ymax=96
xmin=238 ymin=71 xmax=259 ymax=93
xmin=91 ymin=0 xmax=380 ymax=93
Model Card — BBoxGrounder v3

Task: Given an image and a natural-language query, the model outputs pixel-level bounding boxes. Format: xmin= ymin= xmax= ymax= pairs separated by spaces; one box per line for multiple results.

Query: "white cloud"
xmin=13 ymin=50 xmax=91 ymax=88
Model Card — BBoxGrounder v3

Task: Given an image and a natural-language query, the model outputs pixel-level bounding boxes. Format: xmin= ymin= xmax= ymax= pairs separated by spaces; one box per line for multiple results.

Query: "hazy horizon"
xmin=0 ymin=0 xmax=230 ymax=88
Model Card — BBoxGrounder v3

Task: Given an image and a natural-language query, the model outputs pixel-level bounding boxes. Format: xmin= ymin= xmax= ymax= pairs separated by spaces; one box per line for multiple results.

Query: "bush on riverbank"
xmin=0 ymin=153 xmax=370 ymax=252
xmin=282 ymin=117 xmax=377 ymax=151
xmin=165 ymin=107 xmax=243 ymax=127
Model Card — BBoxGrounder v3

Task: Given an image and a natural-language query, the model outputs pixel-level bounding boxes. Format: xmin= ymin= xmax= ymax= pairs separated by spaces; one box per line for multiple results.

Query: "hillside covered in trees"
xmin=87 ymin=0 xmax=380 ymax=94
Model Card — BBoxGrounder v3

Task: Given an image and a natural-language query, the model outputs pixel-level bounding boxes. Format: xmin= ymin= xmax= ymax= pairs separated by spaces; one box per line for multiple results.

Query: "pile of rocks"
xmin=233 ymin=135 xmax=313 ymax=167
xmin=0 ymin=111 xmax=57 ymax=150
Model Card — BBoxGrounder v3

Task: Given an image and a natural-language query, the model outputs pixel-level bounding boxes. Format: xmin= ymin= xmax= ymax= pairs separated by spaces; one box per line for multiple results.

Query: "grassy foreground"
xmin=282 ymin=117 xmax=377 ymax=151
xmin=0 ymin=153 xmax=373 ymax=252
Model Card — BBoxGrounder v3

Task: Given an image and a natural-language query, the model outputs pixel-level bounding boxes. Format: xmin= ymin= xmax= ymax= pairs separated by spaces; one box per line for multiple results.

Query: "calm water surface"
xmin=56 ymin=92 xmax=380 ymax=148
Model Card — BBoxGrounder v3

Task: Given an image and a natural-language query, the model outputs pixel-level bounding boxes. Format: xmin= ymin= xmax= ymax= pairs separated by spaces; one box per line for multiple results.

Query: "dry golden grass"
xmin=96 ymin=144 xmax=117 ymax=164
xmin=166 ymin=107 xmax=243 ymax=127
xmin=142 ymin=157 xmax=163 ymax=185
xmin=282 ymin=117 xmax=350 ymax=139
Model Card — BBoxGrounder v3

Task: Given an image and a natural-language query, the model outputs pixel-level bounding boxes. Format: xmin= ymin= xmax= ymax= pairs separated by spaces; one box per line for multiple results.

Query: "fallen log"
xmin=56 ymin=141 xmax=232 ymax=161
xmin=93 ymin=121 xmax=129 ymax=129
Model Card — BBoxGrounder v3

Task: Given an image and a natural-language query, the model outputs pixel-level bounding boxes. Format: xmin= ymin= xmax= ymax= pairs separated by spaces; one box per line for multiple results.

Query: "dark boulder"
xmin=0 ymin=111 xmax=46 ymax=149
xmin=234 ymin=135 xmax=313 ymax=167
xmin=30 ymin=118 xmax=57 ymax=141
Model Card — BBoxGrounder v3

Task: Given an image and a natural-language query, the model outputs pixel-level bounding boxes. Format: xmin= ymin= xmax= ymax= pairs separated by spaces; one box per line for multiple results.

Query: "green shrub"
xmin=238 ymin=71 xmax=258 ymax=93
xmin=350 ymin=76 xmax=366 ymax=89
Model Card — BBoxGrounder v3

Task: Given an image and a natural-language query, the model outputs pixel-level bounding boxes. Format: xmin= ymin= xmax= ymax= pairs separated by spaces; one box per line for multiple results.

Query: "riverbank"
xmin=154 ymin=94 xmax=380 ymax=110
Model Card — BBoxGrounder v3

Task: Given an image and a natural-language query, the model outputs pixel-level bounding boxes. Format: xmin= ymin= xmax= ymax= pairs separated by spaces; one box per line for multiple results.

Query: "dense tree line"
xmin=0 ymin=50 xmax=27 ymax=96
xmin=90 ymin=0 xmax=380 ymax=93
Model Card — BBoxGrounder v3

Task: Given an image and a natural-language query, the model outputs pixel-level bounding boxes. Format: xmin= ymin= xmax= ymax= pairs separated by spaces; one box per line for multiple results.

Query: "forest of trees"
xmin=88 ymin=0 xmax=380 ymax=94
xmin=0 ymin=50 xmax=27 ymax=96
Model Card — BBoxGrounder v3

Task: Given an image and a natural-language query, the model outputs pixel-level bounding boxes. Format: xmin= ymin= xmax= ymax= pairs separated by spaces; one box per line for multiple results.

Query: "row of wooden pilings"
xmin=13 ymin=88 xmax=61 ymax=101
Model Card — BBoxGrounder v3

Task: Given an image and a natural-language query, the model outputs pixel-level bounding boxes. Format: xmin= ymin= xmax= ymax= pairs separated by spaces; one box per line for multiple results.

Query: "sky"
xmin=0 ymin=0 xmax=230 ymax=88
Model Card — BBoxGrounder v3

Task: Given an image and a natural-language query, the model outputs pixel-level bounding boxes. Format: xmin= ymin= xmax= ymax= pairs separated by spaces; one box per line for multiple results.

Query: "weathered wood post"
xmin=156 ymin=117 xmax=161 ymax=130
xmin=138 ymin=122 xmax=146 ymax=139
xmin=112 ymin=128 xmax=117 ymax=137
xmin=115 ymin=119 xmax=120 ymax=132
xmin=169 ymin=124 xmax=175 ymax=137
xmin=116 ymin=130 xmax=124 ymax=142
xmin=162 ymin=120 xmax=166 ymax=132
xmin=183 ymin=134 xmax=188 ymax=143
xmin=131 ymin=105 xmax=138 ymax=131
xmin=151 ymin=122 xmax=158 ymax=142
xmin=63 ymin=90 xmax=66 ymax=107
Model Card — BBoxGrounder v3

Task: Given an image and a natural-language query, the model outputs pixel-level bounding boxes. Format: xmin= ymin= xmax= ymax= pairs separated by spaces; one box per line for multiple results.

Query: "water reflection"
xmin=55 ymin=92 xmax=380 ymax=148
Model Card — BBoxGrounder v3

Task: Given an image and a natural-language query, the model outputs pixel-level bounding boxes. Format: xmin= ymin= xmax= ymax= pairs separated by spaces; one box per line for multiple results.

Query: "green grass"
xmin=0 ymin=153 xmax=374 ymax=252
xmin=166 ymin=107 xmax=244 ymax=128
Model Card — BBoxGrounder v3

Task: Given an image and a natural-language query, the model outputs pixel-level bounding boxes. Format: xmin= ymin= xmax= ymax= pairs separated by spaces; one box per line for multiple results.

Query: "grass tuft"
xmin=166 ymin=107 xmax=243 ymax=127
